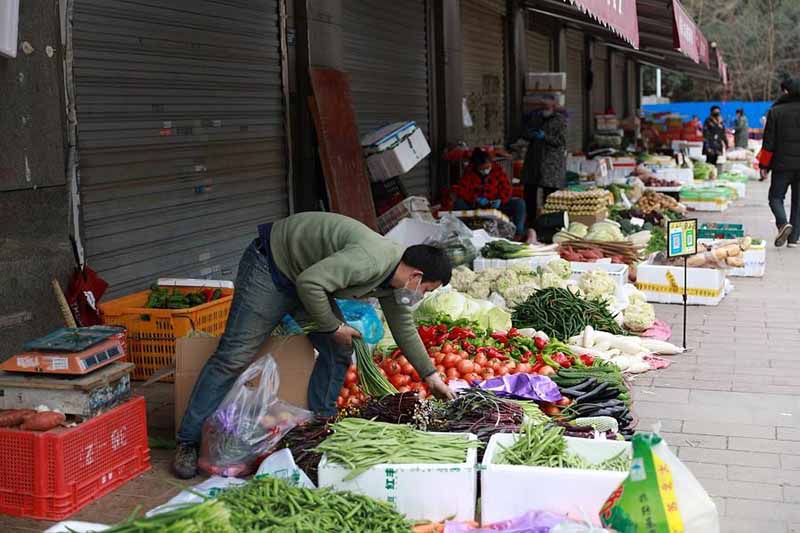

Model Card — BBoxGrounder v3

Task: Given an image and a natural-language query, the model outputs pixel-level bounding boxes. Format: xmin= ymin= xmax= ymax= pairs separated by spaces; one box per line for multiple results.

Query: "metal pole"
xmin=683 ymin=255 xmax=688 ymax=349
xmin=656 ymin=68 xmax=662 ymax=99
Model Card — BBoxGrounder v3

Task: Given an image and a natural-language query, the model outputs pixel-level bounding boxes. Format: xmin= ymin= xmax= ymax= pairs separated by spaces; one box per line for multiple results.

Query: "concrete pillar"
xmin=506 ymin=0 xmax=526 ymax=141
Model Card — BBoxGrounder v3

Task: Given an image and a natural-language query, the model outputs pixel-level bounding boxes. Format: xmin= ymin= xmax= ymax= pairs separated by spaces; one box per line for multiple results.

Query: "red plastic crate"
xmin=0 ymin=396 xmax=151 ymax=520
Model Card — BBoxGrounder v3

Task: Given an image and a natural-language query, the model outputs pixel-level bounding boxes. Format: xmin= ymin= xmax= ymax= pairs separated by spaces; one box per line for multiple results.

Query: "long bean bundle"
xmin=101 ymin=500 xmax=235 ymax=532
xmin=512 ymin=287 xmax=624 ymax=339
xmin=316 ymin=417 xmax=480 ymax=480
xmin=354 ymin=338 xmax=397 ymax=397
xmin=218 ymin=476 xmax=412 ymax=532
xmin=495 ymin=422 xmax=630 ymax=472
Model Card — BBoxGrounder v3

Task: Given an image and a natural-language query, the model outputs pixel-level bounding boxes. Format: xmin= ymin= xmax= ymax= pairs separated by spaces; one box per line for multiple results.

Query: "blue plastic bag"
xmin=336 ymin=299 xmax=384 ymax=344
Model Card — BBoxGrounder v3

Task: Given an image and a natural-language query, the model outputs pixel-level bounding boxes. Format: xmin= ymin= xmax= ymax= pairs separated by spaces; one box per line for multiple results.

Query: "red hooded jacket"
xmin=454 ymin=162 xmax=512 ymax=205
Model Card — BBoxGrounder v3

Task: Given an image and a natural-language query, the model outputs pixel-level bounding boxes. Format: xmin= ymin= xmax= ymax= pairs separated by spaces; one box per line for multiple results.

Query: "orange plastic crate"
xmin=99 ymin=287 xmax=233 ymax=380
xmin=0 ymin=397 xmax=151 ymax=520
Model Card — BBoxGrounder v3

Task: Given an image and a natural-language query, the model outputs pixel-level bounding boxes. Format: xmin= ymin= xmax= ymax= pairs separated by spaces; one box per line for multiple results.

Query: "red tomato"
xmin=458 ymin=350 xmax=468 ymax=359
xmin=481 ymin=368 xmax=495 ymax=379
xmin=556 ymin=397 xmax=572 ymax=407
xmin=397 ymin=385 xmax=411 ymax=393
xmin=348 ymin=383 xmax=360 ymax=394
xmin=442 ymin=343 xmax=454 ymax=354
xmin=378 ymin=367 xmax=387 ymax=377
xmin=435 ymin=364 xmax=446 ymax=374
xmin=444 ymin=354 xmax=462 ymax=369
xmin=496 ymin=365 xmax=510 ymax=377
xmin=418 ymin=389 xmax=428 ymax=399
xmin=401 ymin=362 xmax=415 ymax=376
xmin=457 ymin=359 xmax=475 ymax=375
xmin=339 ymin=387 xmax=350 ymax=399
xmin=473 ymin=354 xmax=488 ymax=367
xmin=389 ymin=374 xmax=410 ymax=388
xmin=516 ymin=363 xmax=532 ymax=374
xmin=349 ymin=397 xmax=363 ymax=408
xmin=384 ymin=360 xmax=401 ymax=376
xmin=446 ymin=367 xmax=461 ymax=380
xmin=539 ymin=365 xmax=556 ymax=376
xmin=462 ymin=372 xmax=481 ymax=383
xmin=344 ymin=369 xmax=357 ymax=386
xmin=410 ymin=370 xmax=421 ymax=382
xmin=397 ymin=355 xmax=409 ymax=367
xmin=491 ymin=361 xmax=502 ymax=373
xmin=541 ymin=404 xmax=561 ymax=416
xmin=431 ymin=351 xmax=444 ymax=364
xmin=336 ymin=397 xmax=345 ymax=409
xmin=409 ymin=382 xmax=422 ymax=392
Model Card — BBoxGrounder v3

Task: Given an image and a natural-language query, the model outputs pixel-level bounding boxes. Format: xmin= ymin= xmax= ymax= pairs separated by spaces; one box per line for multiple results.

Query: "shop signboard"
xmin=672 ymin=0 xmax=700 ymax=63
xmin=567 ymin=0 xmax=640 ymax=49
xmin=667 ymin=219 xmax=698 ymax=258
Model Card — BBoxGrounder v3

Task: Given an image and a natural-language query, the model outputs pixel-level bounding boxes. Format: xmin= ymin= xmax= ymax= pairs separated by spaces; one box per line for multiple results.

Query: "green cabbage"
xmin=414 ymin=289 xmax=511 ymax=330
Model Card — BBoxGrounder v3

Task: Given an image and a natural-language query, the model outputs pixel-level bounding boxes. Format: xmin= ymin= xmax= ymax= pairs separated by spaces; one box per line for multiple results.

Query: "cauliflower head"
xmin=501 ymin=282 xmax=539 ymax=308
xmin=466 ymin=281 xmax=492 ymax=300
xmin=450 ymin=266 xmax=476 ymax=291
xmin=623 ymin=301 xmax=656 ymax=332
xmin=579 ymin=270 xmax=617 ymax=301
xmin=545 ymin=258 xmax=572 ymax=280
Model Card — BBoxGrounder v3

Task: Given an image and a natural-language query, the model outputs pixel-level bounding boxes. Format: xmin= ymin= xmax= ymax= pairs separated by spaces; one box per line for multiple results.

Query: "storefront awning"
xmin=671 ymin=0 xmax=708 ymax=66
xmin=564 ymin=0 xmax=640 ymax=49
xmin=715 ymin=49 xmax=728 ymax=86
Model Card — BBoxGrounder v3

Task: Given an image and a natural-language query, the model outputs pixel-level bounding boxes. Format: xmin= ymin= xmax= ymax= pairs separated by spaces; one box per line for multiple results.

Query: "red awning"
xmin=716 ymin=49 xmax=728 ymax=86
xmin=671 ymin=0 xmax=707 ymax=65
xmin=566 ymin=0 xmax=640 ymax=49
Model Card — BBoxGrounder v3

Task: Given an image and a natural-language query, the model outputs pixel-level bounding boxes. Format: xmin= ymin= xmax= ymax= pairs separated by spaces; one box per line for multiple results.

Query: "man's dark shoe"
xmin=788 ymin=242 xmax=798 ymax=248
xmin=775 ymin=224 xmax=793 ymax=247
xmin=172 ymin=443 xmax=198 ymax=479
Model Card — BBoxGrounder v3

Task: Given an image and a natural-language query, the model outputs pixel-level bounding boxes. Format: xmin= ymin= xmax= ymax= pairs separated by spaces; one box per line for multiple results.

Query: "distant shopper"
xmin=758 ymin=78 xmax=800 ymax=247
xmin=703 ymin=105 xmax=728 ymax=165
xmin=733 ymin=109 xmax=749 ymax=149
xmin=453 ymin=148 xmax=532 ymax=242
xmin=521 ymin=94 xmax=567 ymax=233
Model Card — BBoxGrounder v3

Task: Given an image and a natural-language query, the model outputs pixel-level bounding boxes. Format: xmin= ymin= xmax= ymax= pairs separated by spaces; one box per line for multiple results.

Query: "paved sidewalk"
xmin=636 ymin=180 xmax=800 ymax=532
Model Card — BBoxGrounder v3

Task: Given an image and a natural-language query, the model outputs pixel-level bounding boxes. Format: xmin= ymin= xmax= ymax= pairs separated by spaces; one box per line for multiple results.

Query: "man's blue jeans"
xmin=177 ymin=240 xmax=352 ymax=447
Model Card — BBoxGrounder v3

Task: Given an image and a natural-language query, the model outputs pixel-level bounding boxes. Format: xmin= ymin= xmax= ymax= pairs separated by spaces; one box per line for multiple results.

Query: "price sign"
xmin=667 ymin=219 xmax=698 ymax=258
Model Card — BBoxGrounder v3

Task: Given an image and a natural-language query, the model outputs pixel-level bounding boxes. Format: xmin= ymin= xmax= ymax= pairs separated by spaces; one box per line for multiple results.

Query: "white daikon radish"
xmin=606 ymin=335 xmax=644 ymax=355
xmin=640 ymin=338 xmax=684 ymax=355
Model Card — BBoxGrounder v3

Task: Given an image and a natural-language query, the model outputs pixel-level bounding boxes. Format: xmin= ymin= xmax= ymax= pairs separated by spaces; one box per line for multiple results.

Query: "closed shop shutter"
xmin=627 ymin=59 xmax=638 ymax=117
xmin=610 ymin=51 xmax=625 ymax=118
xmin=73 ymin=0 xmax=288 ymax=296
xmin=526 ymin=28 xmax=552 ymax=72
xmin=342 ymin=0 xmax=431 ymax=197
xmin=591 ymin=44 xmax=608 ymax=121
xmin=462 ymin=0 xmax=506 ymax=146
xmin=565 ymin=30 xmax=585 ymax=152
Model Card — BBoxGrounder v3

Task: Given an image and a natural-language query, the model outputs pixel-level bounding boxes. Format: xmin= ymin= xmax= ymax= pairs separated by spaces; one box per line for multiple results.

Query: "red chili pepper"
xmin=461 ymin=341 xmax=477 ymax=355
xmin=533 ymin=336 xmax=548 ymax=351
xmin=434 ymin=333 xmax=449 ymax=346
xmin=391 ymin=348 xmax=403 ymax=359
xmin=531 ymin=361 xmax=545 ymax=373
xmin=202 ymin=288 xmax=215 ymax=302
xmin=580 ymin=354 xmax=595 ymax=366
xmin=490 ymin=332 xmax=508 ymax=344
xmin=436 ymin=324 xmax=448 ymax=334
xmin=552 ymin=352 xmax=572 ymax=368
xmin=507 ymin=327 xmax=520 ymax=338
xmin=535 ymin=353 xmax=543 ymax=364
xmin=486 ymin=347 xmax=508 ymax=361
xmin=520 ymin=352 xmax=531 ymax=363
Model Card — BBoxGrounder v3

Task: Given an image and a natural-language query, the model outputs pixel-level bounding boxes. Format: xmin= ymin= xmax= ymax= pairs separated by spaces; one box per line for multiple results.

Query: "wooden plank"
xmin=308 ymin=68 xmax=378 ymax=230
xmin=0 ymin=362 xmax=134 ymax=391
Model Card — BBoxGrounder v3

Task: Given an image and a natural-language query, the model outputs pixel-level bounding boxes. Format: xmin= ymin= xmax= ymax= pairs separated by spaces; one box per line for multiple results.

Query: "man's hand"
xmin=425 ymin=372 xmax=456 ymax=400
xmin=332 ymin=324 xmax=362 ymax=346
xmin=760 ymin=168 xmax=770 ymax=182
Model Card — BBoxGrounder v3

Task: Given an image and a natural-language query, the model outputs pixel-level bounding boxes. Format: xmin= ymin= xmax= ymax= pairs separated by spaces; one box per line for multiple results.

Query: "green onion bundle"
xmin=495 ymin=422 xmax=630 ymax=472
xmin=316 ymin=417 xmax=481 ymax=480
xmin=101 ymin=500 xmax=234 ymax=532
xmin=354 ymin=338 xmax=397 ymax=397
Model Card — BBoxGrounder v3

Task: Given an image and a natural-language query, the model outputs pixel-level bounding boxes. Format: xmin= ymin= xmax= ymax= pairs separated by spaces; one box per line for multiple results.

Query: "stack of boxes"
xmin=593 ymin=114 xmax=623 ymax=149
xmin=523 ymin=72 xmax=566 ymax=110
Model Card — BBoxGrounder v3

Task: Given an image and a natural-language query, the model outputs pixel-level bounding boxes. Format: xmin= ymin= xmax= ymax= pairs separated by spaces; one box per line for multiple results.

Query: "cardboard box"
xmin=362 ymin=122 xmax=431 ymax=182
xmin=569 ymin=210 xmax=608 ymax=227
xmin=525 ymin=72 xmax=567 ymax=92
xmin=174 ymin=335 xmax=317 ymax=432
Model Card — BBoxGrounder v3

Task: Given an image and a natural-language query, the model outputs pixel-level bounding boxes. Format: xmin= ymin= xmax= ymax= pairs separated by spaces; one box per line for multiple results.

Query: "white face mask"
xmin=478 ymin=167 xmax=491 ymax=177
xmin=542 ymin=109 xmax=554 ymax=117
xmin=394 ymin=276 xmax=423 ymax=306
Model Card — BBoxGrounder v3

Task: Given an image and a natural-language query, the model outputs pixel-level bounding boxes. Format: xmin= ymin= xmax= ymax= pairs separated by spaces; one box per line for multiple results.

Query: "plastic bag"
xmin=198 ymin=355 xmax=313 ymax=477
xmin=336 ymin=299 xmax=384 ymax=344
xmin=45 ymin=522 xmax=109 ymax=533
xmin=443 ymin=511 xmax=610 ymax=532
xmin=255 ymin=448 xmax=316 ymax=488
xmin=146 ymin=476 xmax=246 ymax=516
xmin=425 ymin=213 xmax=478 ymax=268
xmin=599 ymin=432 xmax=719 ymax=533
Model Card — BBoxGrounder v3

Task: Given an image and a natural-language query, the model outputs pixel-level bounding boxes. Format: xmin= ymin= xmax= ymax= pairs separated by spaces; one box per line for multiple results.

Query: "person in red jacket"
xmin=453 ymin=148 xmax=532 ymax=241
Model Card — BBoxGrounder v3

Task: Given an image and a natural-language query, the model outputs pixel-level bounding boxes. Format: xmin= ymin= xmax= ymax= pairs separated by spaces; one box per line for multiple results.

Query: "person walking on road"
xmin=172 ymin=212 xmax=455 ymax=479
xmin=733 ymin=109 xmax=749 ymax=149
xmin=703 ymin=105 xmax=728 ymax=166
xmin=758 ymin=78 xmax=800 ymax=247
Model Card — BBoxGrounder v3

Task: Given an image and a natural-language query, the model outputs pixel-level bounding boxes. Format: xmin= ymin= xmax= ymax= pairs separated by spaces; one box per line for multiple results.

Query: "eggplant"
xmin=575 ymin=382 xmax=611 ymax=403
xmin=559 ymin=378 xmax=597 ymax=397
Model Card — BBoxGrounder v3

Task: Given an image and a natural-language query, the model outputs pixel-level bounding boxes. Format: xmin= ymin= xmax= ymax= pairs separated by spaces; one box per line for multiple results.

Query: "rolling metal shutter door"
xmin=591 ymin=45 xmax=608 ymax=120
xmin=626 ymin=59 xmax=638 ymax=117
xmin=610 ymin=51 xmax=625 ymax=117
xmin=73 ymin=0 xmax=288 ymax=297
xmin=462 ymin=0 xmax=506 ymax=146
xmin=565 ymin=30 xmax=585 ymax=152
xmin=525 ymin=29 xmax=552 ymax=72
xmin=342 ymin=1 xmax=431 ymax=197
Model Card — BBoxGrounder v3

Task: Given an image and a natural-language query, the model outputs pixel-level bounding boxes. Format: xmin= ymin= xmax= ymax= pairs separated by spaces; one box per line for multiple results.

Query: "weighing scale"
xmin=1 ymin=326 xmax=127 ymax=375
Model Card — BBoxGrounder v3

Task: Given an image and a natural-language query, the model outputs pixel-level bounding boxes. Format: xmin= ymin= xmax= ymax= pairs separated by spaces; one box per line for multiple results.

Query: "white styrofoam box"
xmin=0 ymin=0 xmax=19 ymax=58
xmin=570 ymin=261 xmax=629 ymax=290
xmin=523 ymin=93 xmax=566 ymax=108
xmin=566 ymin=154 xmax=584 ymax=174
xmin=682 ymin=200 xmax=730 ymax=212
xmin=318 ymin=433 xmax=478 ymax=522
xmin=157 ymin=278 xmax=235 ymax=289
xmin=362 ymin=122 xmax=431 ymax=182
xmin=654 ymin=167 xmax=693 ymax=184
xmin=717 ymin=180 xmax=746 ymax=199
xmin=635 ymin=262 xmax=727 ymax=306
xmin=377 ymin=196 xmax=435 ymax=234
xmin=481 ymin=433 xmax=630 ymax=524
xmin=595 ymin=114 xmax=619 ymax=131
xmin=473 ymin=254 xmax=560 ymax=272
xmin=525 ymin=72 xmax=567 ymax=92
xmin=385 ymin=217 xmax=443 ymax=247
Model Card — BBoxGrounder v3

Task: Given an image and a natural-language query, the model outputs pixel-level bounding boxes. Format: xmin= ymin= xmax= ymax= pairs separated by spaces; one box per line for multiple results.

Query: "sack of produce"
xmin=426 ymin=213 xmax=478 ymax=268
xmin=198 ymin=355 xmax=313 ymax=477
xmin=599 ymin=432 xmax=719 ymax=533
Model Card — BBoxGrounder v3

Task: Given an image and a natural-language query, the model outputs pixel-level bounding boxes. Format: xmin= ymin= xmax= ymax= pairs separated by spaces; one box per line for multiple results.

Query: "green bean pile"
xmin=316 ymin=418 xmax=481 ymax=480
xmin=218 ymin=476 xmax=412 ymax=532
xmin=495 ymin=422 xmax=630 ymax=472
xmin=354 ymin=338 xmax=397 ymax=397
xmin=511 ymin=287 xmax=625 ymax=339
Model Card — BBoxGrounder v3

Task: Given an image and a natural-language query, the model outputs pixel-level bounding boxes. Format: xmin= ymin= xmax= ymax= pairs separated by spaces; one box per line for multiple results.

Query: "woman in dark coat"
xmin=521 ymin=94 xmax=568 ymax=230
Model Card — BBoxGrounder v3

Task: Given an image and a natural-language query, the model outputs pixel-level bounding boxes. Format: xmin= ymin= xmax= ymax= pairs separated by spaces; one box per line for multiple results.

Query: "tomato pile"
xmin=336 ymin=323 xmax=596 ymax=410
